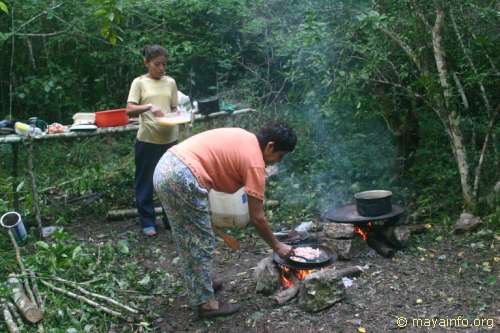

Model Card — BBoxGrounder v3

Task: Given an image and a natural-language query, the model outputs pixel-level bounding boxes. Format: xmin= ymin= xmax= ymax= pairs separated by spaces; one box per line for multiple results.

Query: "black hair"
xmin=257 ymin=122 xmax=297 ymax=152
xmin=141 ymin=45 xmax=167 ymax=62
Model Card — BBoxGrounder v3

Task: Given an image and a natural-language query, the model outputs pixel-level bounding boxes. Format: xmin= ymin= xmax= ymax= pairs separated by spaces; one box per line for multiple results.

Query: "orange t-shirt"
xmin=170 ymin=128 xmax=265 ymax=200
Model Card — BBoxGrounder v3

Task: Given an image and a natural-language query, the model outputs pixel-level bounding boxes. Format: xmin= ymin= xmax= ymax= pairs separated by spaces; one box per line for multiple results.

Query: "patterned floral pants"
xmin=153 ymin=151 xmax=215 ymax=307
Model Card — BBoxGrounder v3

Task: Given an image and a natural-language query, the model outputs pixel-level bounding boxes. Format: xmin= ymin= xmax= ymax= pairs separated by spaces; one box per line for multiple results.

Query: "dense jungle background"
xmin=0 ymin=0 xmax=498 ymax=332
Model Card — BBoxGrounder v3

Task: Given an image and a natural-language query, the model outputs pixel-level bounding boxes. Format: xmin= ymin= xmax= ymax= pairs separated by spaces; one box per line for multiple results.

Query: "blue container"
xmin=1 ymin=212 xmax=27 ymax=243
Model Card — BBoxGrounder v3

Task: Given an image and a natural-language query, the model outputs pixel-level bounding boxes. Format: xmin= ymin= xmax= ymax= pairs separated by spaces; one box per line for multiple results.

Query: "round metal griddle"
xmin=273 ymin=244 xmax=336 ymax=270
xmin=322 ymin=204 xmax=404 ymax=225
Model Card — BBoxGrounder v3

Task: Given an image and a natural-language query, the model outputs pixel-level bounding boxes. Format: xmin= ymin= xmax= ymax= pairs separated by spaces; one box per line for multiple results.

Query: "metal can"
xmin=1 ymin=211 xmax=28 ymax=243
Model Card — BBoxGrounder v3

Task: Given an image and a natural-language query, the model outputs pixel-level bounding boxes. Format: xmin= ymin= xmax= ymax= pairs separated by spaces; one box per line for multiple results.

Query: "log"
xmin=254 ymin=256 xmax=280 ymax=295
xmin=108 ymin=199 xmax=279 ymax=220
xmin=107 ymin=207 xmax=162 ymax=220
xmin=6 ymin=230 xmax=36 ymax=304
xmin=2 ymin=304 xmax=20 ymax=333
xmin=380 ymin=225 xmax=411 ymax=249
xmin=324 ymin=223 xmax=355 ymax=239
xmin=273 ymin=274 xmax=299 ymax=305
xmin=7 ymin=275 xmax=43 ymax=323
xmin=406 ymin=224 xmax=429 ymax=234
xmin=366 ymin=236 xmax=395 ymax=258
xmin=298 ymin=266 xmax=363 ymax=312
xmin=454 ymin=213 xmax=483 ymax=234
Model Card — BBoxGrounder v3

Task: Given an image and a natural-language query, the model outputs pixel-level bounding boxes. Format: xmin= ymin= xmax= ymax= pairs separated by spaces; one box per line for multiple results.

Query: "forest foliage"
xmin=0 ymin=0 xmax=499 ymax=225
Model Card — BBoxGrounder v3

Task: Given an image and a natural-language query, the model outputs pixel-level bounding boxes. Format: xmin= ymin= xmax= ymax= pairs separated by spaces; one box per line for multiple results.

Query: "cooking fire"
xmin=279 ymin=265 xmax=320 ymax=289
xmin=353 ymin=222 xmax=372 ymax=241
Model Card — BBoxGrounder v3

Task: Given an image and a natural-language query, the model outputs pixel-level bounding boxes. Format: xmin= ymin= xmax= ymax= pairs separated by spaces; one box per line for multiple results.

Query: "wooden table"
xmin=0 ymin=108 xmax=254 ymax=236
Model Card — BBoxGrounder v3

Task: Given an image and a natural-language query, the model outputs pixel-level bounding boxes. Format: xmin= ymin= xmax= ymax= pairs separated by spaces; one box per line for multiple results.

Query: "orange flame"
xmin=354 ymin=222 xmax=373 ymax=240
xmin=279 ymin=265 xmax=319 ymax=289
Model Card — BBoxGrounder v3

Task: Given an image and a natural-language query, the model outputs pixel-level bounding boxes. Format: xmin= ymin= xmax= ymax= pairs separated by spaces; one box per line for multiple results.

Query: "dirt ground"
xmin=68 ymin=218 xmax=499 ymax=333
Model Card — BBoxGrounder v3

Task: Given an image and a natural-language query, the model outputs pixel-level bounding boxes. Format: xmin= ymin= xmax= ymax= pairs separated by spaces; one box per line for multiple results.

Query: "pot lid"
xmin=322 ymin=204 xmax=404 ymax=224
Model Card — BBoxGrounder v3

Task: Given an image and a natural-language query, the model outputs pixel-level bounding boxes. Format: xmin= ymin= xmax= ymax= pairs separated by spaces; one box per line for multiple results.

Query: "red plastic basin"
xmin=95 ymin=108 xmax=129 ymax=128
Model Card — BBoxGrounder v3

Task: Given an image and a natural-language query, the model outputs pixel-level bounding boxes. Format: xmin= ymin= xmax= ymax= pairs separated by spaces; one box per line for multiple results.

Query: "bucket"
xmin=1 ymin=211 xmax=28 ymax=243
xmin=209 ymin=187 xmax=250 ymax=229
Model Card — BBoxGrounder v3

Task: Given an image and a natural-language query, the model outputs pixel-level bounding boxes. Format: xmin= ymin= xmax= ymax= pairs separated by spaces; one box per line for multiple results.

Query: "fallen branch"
xmin=7 ymin=274 xmax=43 ymax=323
xmin=28 ymin=271 xmax=44 ymax=311
xmin=273 ymin=274 xmax=300 ymax=305
xmin=49 ymin=276 xmax=139 ymax=314
xmin=6 ymin=230 xmax=36 ymax=304
xmin=2 ymin=303 xmax=20 ymax=333
xmin=40 ymin=280 xmax=124 ymax=319
xmin=6 ymin=301 xmax=23 ymax=329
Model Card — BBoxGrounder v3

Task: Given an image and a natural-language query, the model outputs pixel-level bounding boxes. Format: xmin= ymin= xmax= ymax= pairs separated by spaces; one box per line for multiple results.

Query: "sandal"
xmin=143 ymin=227 xmax=157 ymax=237
xmin=198 ymin=302 xmax=240 ymax=319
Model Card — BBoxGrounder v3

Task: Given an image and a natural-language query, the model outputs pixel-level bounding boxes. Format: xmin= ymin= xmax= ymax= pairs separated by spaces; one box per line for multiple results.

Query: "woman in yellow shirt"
xmin=127 ymin=45 xmax=179 ymax=236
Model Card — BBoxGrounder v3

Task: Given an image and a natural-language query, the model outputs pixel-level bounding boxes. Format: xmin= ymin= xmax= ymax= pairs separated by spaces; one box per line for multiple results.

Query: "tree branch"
xmin=473 ymin=105 xmax=500 ymax=197
xmin=378 ymin=26 xmax=422 ymax=72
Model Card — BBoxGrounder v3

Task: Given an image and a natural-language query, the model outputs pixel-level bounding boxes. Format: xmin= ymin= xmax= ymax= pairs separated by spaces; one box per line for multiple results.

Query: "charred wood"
xmin=367 ymin=236 xmax=395 ymax=258
xmin=380 ymin=225 xmax=411 ymax=249
xmin=273 ymin=274 xmax=299 ymax=305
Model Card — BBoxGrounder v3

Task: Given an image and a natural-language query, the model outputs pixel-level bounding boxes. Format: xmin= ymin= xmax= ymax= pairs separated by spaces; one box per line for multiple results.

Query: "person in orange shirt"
xmin=153 ymin=123 xmax=297 ymax=318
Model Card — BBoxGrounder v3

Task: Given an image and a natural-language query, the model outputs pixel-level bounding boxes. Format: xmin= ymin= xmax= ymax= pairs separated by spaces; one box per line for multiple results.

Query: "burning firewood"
xmin=273 ymin=274 xmax=300 ymax=305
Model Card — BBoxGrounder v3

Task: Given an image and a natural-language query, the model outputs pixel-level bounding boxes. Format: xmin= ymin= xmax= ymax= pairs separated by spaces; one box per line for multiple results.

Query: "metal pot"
xmin=354 ymin=190 xmax=393 ymax=217
xmin=197 ymin=96 xmax=219 ymax=115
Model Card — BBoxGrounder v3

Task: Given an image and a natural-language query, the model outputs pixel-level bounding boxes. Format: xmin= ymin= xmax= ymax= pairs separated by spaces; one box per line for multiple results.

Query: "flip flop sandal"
xmin=198 ymin=302 xmax=240 ymax=319
xmin=143 ymin=227 xmax=157 ymax=237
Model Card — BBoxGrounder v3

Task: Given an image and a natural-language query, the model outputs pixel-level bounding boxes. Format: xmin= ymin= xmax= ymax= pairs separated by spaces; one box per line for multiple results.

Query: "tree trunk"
xmin=431 ymin=6 xmax=474 ymax=211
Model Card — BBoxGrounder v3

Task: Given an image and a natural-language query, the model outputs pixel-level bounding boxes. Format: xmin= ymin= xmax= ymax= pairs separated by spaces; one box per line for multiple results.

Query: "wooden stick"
xmin=26 ymin=140 xmax=44 ymax=238
xmin=2 ymin=303 xmax=20 ymax=333
xmin=40 ymin=280 xmax=124 ymax=319
xmin=6 ymin=230 xmax=36 ymax=304
xmin=49 ymin=276 xmax=139 ymax=314
xmin=7 ymin=274 xmax=43 ymax=323
xmin=28 ymin=271 xmax=44 ymax=311
xmin=213 ymin=227 xmax=240 ymax=251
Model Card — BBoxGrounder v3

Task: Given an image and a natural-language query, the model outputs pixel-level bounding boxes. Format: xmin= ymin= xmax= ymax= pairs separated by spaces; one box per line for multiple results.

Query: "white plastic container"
xmin=209 ymin=187 xmax=250 ymax=228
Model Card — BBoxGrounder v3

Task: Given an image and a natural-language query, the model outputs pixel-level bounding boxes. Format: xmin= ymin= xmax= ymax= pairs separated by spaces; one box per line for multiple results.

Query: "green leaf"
xmin=72 ymin=245 xmax=82 ymax=260
xmin=116 ymin=240 xmax=129 ymax=254
xmin=16 ymin=181 xmax=25 ymax=192
xmin=0 ymin=1 xmax=9 ymax=14
xmin=138 ymin=274 xmax=151 ymax=286
xmin=36 ymin=241 xmax=49 ymax=250
xmin=485 ymin=275 xmax=496 ymax=285
xmin=94 ymin=8 xmax=107 ymax=16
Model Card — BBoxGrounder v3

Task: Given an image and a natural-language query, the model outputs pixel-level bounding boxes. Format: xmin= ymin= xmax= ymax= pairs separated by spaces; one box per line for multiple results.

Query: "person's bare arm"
xmin=248 ymin=195 xmax=291 ymax=257
xmin=127 ymin=102 xmax=152 ymax=117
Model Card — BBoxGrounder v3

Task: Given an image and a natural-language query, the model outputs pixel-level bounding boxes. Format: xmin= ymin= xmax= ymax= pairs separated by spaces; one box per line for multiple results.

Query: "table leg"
xmin=26 ymin=140 xmax=43 ymax=238
xmin=12 ymin=143 xmax=19 ymax=211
